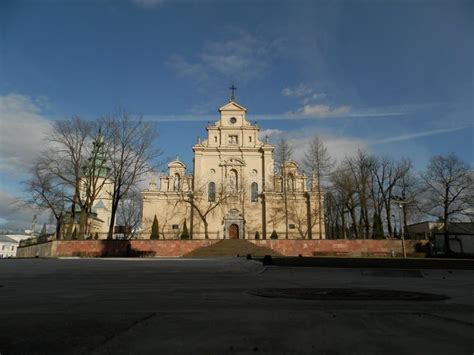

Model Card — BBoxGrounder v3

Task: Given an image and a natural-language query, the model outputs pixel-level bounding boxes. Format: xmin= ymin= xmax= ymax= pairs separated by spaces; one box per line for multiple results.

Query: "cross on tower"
xmin=229 ymin=84 xmax=237 ymax=101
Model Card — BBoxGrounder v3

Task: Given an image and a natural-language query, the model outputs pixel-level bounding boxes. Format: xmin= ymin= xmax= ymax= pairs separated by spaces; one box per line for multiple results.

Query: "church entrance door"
xmin=229 ymin=224 xmax=239 ymax=239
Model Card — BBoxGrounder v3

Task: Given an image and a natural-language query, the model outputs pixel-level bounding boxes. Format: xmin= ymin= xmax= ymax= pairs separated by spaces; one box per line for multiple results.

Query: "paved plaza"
xmin=0 ymin=258 xmax=473 ymax=354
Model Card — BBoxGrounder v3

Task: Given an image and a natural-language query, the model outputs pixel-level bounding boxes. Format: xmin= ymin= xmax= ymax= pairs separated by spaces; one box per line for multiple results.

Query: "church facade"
xmin=141 ymin=98 xmax=325 ymax=240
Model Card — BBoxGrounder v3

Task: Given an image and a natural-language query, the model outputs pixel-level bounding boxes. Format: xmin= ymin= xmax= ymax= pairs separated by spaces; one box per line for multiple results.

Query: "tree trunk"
xmin=402 ymin=204 xmax=409 ymax=238
xmin=108 ymin=188 xmax=120 ymax=240
xmin=317 ymin=179 xmax=322 ymax=239
xmin=443 ymin=187 xmax=452 ymax=256
xmin=204 ymin=220 xmax=209 ymax=239
xmin=283 ymin=167 xmax=289 ymax=239
xmin=341 ymin=211 xmax=346 ymax=239
xmin=385 ymin=200 xmax=393 ymax=237
xmin=78 ymin=209 xmax=88 ymax=240
xmin=55 ymin=216 xmax=62 ymax=240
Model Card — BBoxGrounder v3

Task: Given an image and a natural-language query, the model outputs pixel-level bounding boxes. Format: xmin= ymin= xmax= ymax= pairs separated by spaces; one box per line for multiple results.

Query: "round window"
xmin=230 ymin=117 xmax=237 ymax=124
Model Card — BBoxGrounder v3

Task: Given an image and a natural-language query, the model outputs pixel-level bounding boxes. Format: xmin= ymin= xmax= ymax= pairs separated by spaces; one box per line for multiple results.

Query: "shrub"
xmin=254 ymin=231 xmax=260 ymax=240
xmin=270 ymin=230 xmax=278 ymax=240
xmin=181 ymin=219 xmax=190 ymax=240
xmin=372 ymin=212 xmax=384 ymax=239
xmin=150 ymin=215 xmax=159 ymax=240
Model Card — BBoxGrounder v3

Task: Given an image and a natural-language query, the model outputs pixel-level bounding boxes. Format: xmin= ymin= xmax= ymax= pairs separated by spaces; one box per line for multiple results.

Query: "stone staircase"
xmin=183 ymin=239 xmax=282 ymax=257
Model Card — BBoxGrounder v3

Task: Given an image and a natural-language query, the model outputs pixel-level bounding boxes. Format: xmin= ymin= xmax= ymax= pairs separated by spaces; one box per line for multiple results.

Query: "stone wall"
xmin=251 ymin=239 xmax=427 ymax=257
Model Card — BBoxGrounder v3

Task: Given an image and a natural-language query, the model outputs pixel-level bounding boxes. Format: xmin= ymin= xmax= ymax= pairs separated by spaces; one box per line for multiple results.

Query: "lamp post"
xmin=391 ymin=195 xmax=412 ymax=259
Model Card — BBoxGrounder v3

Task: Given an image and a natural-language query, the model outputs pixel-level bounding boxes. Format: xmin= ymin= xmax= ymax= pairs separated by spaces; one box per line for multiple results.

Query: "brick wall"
xmin=18 ymin=239 xmax=220 ymax=257
xmin=17 ymin=239 xmax=427 ymax=258
xmin=250 ymin=239 xmax=427 ymax=257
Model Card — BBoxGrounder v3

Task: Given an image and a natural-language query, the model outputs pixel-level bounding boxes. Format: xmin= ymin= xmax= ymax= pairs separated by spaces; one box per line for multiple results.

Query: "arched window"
xmin=208 ymin=182 xmax=216 ymax=202
xmin=229 ymin=169 xmax=238 ymax=191
xmin=251 ymin=182 xmax=258 ymax=202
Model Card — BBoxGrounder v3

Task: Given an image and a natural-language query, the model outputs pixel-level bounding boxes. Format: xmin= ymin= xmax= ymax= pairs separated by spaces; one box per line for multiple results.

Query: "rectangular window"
xmin=249 ymin=136 xmax=252 ymax=143
xmin=172 ymin=224 xmax=179 ymax=230
xmin=289 ymin=224 xmax=296 ymax=229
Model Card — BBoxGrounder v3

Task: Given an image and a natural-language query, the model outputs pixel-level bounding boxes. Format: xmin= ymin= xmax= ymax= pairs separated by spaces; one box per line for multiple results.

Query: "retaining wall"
xmin=17 ymin=240 xmax=219 ymax=258
xmin=17 ymin=239 xmax=427 ymax=258
xmin=251 ymin=239 xmax=426 ymax=257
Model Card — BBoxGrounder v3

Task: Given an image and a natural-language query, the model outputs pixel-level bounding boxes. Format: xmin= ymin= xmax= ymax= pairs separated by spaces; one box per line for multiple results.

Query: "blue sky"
xmin=0 ymin=0 xmax=473 ymax=229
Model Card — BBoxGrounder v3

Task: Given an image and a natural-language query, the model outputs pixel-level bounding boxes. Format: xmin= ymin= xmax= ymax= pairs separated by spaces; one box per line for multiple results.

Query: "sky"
xmin=0 ymin=0 xmax=473 ymax=230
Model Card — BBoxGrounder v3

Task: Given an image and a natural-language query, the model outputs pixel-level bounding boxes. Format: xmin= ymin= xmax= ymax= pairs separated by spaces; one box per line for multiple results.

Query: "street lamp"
xmin=391 ymin=195 xmax=412 ymax=259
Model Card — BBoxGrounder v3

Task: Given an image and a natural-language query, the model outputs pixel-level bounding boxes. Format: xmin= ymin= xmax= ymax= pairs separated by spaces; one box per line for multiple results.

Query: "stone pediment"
xmin=219 ymin=157 xmax=246 ymax=167
xmin=218 ymin=101 xmax=247 ymax=112
xmin=224 ymin=208 xmax=243 ymax=220
xmin=168 ymin=159 xmax=186 ymax=169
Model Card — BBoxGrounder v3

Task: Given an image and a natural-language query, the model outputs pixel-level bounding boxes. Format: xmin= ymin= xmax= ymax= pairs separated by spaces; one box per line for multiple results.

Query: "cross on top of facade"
xmin=229 ymin=84 xmax=237 ymax=101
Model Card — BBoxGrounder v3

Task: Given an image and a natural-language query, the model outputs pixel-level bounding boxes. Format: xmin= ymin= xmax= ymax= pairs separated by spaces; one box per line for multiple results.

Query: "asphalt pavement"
xmin=0 ymin=257 xmax=473 ymax=354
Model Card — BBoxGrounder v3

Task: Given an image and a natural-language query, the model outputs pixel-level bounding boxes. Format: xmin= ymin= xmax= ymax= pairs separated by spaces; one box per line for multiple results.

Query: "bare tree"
xmin=77 ymin=129 xmax=113 ymax=238
xmin=274 ymin=137 xmax=293 ymax=239
xmin=286 ymin=193 xmax=320 ymax=239
xmin=345 ymin=151 xmax=375 ymax=239
xmin=419 ymin=153 xmax=473 ymax=254
xmin=372 ymin=157 xmax=411 ymax=237
xmin=26 ymin=158 xmax=69 ymax=239
xmin=116 ymin=188 xmax=143 ymax=239
xmin=330 ymin=164 xmax=359 ymax=238
xmin=44 ymin=118 xmax=113 ymax=239
xmin=303 ymin=134 xmax=334 ymax=239
xmin=178 ymin=179 xmax=235 ymax=239
xmin=394 ymin=169 xmax=420 ymax=235
xmin=47 ymin=117 xmax=92 ymax=238
xmin=103 ymin=111 xmax=161 ymax=239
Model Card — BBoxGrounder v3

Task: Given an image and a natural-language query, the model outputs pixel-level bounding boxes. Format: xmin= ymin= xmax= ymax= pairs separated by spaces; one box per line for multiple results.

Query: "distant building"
xmin=406 ymin=222 xmax=474 ymax=256
xmin=406 ymin=221 xmax=442 ymax=240
xmin=0 ymin=235 xmax=19 ymax=258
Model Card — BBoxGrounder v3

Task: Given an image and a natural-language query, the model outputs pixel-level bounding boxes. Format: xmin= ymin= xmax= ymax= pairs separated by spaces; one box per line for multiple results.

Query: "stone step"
xmin=183 ymin=239 xmax=281 ymax=257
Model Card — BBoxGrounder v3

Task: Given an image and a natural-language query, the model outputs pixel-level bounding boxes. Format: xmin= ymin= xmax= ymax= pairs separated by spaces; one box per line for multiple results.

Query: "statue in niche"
xmin=148 ymin=171 xmax=157 ymax=190
xmin=228 ymin=135 xmax=237 ymax=145
xmin=229 ymin=170 xmax=238 ymax=192
xmin=174 ymin=173 xmax=181 ymax=191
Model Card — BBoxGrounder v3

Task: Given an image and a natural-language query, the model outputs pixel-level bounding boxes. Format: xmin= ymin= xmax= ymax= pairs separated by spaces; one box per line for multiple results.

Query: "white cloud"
xmin=262 ymin=126 xmax=368 ymax=166
xmin=282 ymin=83 xmax=326 ymax=104
xmin=302 ymin=93 xmax=327 ymax=104
xmin=282 ymin=84 xmax=314 ymax=98
xmin=294 ymin=104 xmax=352 ymax=118
xmin=0 ymin=94 xmax=52 ymax=176
xmin=287 ymin=133 xmax=367 ymax=166
xmin=132 ymin=0 xmax=166 ymax=8
xmin=168 ymin=30 xmax=277 ymax=84
xmin=0 ymin=190 xmax=48 ymax=231
xmin=370 ymin=126 xmax=472 ymax=145
xmin=259 ymin=129 xmax=283 ymax=139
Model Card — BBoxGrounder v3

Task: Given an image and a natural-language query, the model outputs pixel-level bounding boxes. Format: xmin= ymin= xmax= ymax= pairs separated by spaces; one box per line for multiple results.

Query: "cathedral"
xmin=141 ymin=95 xmax=325 ymax=240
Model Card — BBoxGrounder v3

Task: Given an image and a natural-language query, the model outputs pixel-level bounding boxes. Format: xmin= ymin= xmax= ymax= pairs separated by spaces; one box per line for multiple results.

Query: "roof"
xmin=440 ymin=223 xmax=474 ymax=234
xmin=218 ymin=100 xmax=247 ymax=112
xmin=0 ymin=235 xmax=18 ymax=244
xmin=94 ymin=200 xmax=106 ymax=209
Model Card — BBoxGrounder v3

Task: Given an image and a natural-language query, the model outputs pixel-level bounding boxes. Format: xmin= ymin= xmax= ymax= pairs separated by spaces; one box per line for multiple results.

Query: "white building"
xmin=0 ymin=235 xmax=19 ymax=258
